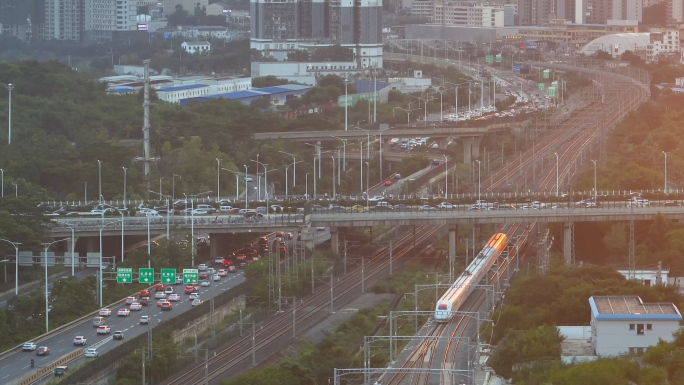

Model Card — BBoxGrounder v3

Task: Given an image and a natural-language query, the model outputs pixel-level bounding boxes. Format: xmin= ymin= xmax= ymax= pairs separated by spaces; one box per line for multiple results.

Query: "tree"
xmin=594 ymin=50 xmax=613 ymax=60
xmin=287 ymin=49 xmax=310 ymax=62
xmin=252 ymin=76 xmax=289 ymax=88
xmin=310 ymin=45 xmax=353 ymax=62
xmin=250 ymin=97 xmax=272 ymax=109
xmin=318 ymin=74 xmax=355 ymax=94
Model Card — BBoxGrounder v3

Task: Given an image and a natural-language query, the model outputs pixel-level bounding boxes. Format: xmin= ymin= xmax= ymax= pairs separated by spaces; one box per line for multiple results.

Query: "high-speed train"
xmin=434 ymin=233 xmax=508 ymax=322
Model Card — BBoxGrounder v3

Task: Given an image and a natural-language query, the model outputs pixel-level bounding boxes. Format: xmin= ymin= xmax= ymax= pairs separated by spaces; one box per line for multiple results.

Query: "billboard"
xmin=137 ymin=24 xmax=148 ymax=31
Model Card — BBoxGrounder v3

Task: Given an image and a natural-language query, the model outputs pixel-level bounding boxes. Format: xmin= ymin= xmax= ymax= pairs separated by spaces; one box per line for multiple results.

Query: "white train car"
xmin=434 ymin=233 xmax=507 ymax=322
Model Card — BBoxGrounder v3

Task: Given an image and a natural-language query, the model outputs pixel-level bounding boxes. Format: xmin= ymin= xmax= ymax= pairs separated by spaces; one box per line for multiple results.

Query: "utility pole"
xmin=252 ymin=322 xmax=256 ymax=366
xmin=293 ymin=298 xmax=297 ymax=337
xmin=330 ymin=274 xmax=334 ymax=313
xmin=142 ymin=347 xmax=146 ymax=385
xmin=389 ymin=240 xmax=393 ymax=275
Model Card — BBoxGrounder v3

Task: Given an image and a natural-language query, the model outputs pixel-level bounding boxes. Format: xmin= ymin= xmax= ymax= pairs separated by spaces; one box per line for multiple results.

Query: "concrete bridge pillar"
xmin=563 ymin=222 xmax=572 ymax=266
xmin=209 ymin=233 xmax=232 ymax=260
xmin=86 ymin=237 xmax=96 ymax=253
xmin=436 ymin=138 xmax=448 ymax=149
xmin=331 ymin=228 xmax=339 ymax=255
xmin=471 ymin=136 xmax=482 ymax=159
xmin=66 ymin=237 xmax=79 ymax=265
xmin=462 ymin=137 xmax=474 ymax=164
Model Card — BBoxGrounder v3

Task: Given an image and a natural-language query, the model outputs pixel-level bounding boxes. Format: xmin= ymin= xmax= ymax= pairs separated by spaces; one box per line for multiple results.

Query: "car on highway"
xmin=157 ymin=299 xmax=169 ymax=307
xmin=217 ymin=269 xmax=227 ymax=277
xmin=191 ymin=299 xmax=203 ymax=306
xmin=161 ymin=302 xmax=172 ymax=311
xmin=228 ymin=266 xmax=237 ymax=273
xmin=438 ymin=203 xmax=454 ymax=209
xmin=164 ymin=286 xmax=174 ymax=294
xmin=73 ymin=336 xmax=87 ymax=346
xmin=97 ymin=326 xmax=111 ymax=335
xmin=154 ymin=292 xmax=166 ymax=299
xmin=154 ymin=284 xmax=164 ymax=291
xmin=383 ymin=181 xmax=392 ymax=186
xmin=189 ymin=292 xmax=200 ymax=301
xmin=192 ymin=209 xmax=209 ymax=215
xmin=351 ymin=205 xmax=366 ymax=212
xmin=99 ymin=308 xmax=111 ymax=317
xmin=243 ymin=210 xmax=263 ymax=219
xmin=113 ymin=331 xmax=124 ymax=340
xmin=198 ymin=264 xmax=208 ymax=271
xmin=419 ymin=204 xmax=437 ymax=211
xmin=367 ymin=196 xmax=385 ymax=202
xmin=130 ymin=302 xmax=142 ymax=311
xmin=140 ymin=316 xmax=149 ymax=325
xmin=85 ymin=348 xmax=99 ymax=358
xmin=200 ymin=280 xmax=210 ymax=287
xmin=213 ymin=274 xmax=220 ymax=281
xmin=23 ymin=342 xmax=37 ymax=351
xmin=139 ymin=297 xmax=150 ymax=306
xmin=117 ymin=308 xmax=130 ymax=317
xmin=184 ymin=286 xmax=195 ymax=294
xmin=54 ymin=365 xmax=68 ymax=377
xmin=138 ymin=290 xmax=149 ymax=298
xmin=124 ymin=296 xmax=137 ymax=305
xmin=36 ymin=346 xmax=50 ymax=356
xmin=168 ymin=294 xmax=180 ymax=302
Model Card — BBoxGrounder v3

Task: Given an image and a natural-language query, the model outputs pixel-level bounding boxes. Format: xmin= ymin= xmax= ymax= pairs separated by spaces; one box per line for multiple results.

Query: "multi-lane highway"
xmin=2 ymin=272 xmax=246 ymax=384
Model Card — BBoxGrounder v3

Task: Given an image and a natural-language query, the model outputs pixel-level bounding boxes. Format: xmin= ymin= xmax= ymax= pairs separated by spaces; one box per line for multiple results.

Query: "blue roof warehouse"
xmin=179 ymin=84 xmax=311 ymax=106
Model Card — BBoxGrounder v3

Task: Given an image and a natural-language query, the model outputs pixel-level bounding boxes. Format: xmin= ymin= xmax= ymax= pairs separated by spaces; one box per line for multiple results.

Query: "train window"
xmin=438 ymin=304 xmax=448 ymax=310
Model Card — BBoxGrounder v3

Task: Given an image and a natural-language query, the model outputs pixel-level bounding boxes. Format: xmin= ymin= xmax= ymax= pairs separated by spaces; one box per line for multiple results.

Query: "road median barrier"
xmin=17 ymin=349 xmax=84 ymax=385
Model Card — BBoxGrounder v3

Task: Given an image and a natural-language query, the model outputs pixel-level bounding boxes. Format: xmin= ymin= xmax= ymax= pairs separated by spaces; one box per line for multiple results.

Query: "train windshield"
xmin=438 ymin=304 xmax=448 ymax=310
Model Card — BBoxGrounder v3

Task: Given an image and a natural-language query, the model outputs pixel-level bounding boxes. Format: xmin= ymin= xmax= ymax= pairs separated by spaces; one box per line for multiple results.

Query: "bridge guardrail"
xmin=14 ymin=348 xmax=84 ymax=385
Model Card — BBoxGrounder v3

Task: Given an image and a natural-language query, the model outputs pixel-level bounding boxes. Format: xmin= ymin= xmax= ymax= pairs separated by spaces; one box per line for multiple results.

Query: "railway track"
xmin=165 ymin=225 xmax=442 ymax=384
xmin=380 ymin=67 xmax=647 ymax=385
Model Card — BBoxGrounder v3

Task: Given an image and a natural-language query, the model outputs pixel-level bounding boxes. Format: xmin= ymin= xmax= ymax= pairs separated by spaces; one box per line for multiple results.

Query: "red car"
xmin=184 ymin=286 xmax=194 ymax=294
xmin=161 ymin=302 xmax=172 ymax=311
xmin=229 ymin=208 xmax=241 ymax=213
xmin=221 ymin=259 xmax=232 ymax=266
xmin=154 ymin=284 xmax=164 ymax=292
xmin=384 ymin=181 xmax=392 ymax=186
xmin=138 ymin=290 xmax=149 ymax=298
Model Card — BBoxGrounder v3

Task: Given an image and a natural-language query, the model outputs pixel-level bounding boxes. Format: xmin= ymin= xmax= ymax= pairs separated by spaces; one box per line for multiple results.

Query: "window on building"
xmin=637 ymin=324 xmax=644 ymax=335
xmin=629 ymin=324 xmax=635 ymax=330
xmin=647 ymin=324 xmax=652 ymax=330
xmin=637 ymin=347 xmax=645 ymax=354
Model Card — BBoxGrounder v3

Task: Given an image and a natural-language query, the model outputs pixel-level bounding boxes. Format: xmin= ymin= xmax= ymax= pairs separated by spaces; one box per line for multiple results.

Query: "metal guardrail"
xmin=15 ymin=348 xmax=84 ymax=385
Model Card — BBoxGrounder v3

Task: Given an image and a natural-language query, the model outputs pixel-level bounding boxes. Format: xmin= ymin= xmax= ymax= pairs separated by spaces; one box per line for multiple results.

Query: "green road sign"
xmin=486 ymin=55 xmax=494 ymax=64
xmin=117 ymin=267 xmax=133 ymax=283
xmin=161 ymin=268 xmax=176 ymax=284
xmin=543 ymin=69 xmax=550 ymax=79
xmin=495 ymin=54 xmax=502 ymax=63
xmin=548 ymin=87 xmax=557 ymax=97
xmin=538 ymin=83 xmax=545 ymax=91
xmin=139 ymin=268 xmax=154 ymax=284
xmin=183 ymin=269 xmax=199 ymax=284
xmin=552 ymin=80 xmax=559 ymax=87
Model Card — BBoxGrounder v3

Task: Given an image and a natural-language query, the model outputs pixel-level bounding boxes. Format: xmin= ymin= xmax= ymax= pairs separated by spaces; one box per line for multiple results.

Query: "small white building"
xmin=181 ymin=41 xmax=211 ymax=54
xmin=616 ymin=266 xmax=669 ymax=286
xmin=590 ymin=296 xmax=682 ymax=356
xmin=388 ymin=70 xmax=432 ymax=93
xmin=156 ymin=84 xmax=211 ymax=103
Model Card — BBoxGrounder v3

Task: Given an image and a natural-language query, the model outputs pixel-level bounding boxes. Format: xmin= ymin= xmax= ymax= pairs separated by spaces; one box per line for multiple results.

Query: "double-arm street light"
xmin=285 ymin=160 xmax=303 ymax=198
xmin=591 ymin=160 xmax=598 ymax=202
xmin=243 ymin=165 xmax=248 ymax=208
xmin=344 ymin=78 xmax=351 ymax=130
xmin=215 ymin=158 xmax=221 ymax=202
xmin=444 ymin=155 xmax=449 ymax=198
xmin=328 ymin=137 xmax=347 ymax=171
xmin=250 ymin=159 xmax=268 ymax=201
xmin=7 ymin=83 xmax=13 ymax=145
xmin=122 ymin=167 xmax=127 ymax=206
xmin=1 ymin=168 xmax=3 ymax=197
xmin=97 ymin=160 xmax=102 ymax=205
xmin=221 ymin=168 xmax=240 ymax=203
xmin=554 ymin=152 xmax=560 ymax=197
xmin=43 ymin=238 xmax=68 ymax=331
xmin=393 ymin=107 xmax=419 ymax=125
xmin=278 ymin=150 xmax=299 ymax=187
xmin=0 ymin=238 xmax=21 ymax=295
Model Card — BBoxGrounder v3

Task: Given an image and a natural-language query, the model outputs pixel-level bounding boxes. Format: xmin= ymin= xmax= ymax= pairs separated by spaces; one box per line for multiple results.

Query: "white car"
xmin=192 ymin=209 xmax=208 ymax=215
xmin=198 ymin=264 xmax=208 ymax=271
xmin=22 ymin=342 xmax=37 ymax=351
xmin=139 ymin=208 xmax=158 ymax=215
xmin=117 ymin=308 xmax=130 ymax=317
xmin=85 ymin=348 xmax=99 ymax=358
xmin=213 ymin=274 xmax=220 ymax=281
xmin=99 ymin=308 xmax=111 ymax=317
xmin=200 ymin=281 xmax=210 ymax=287
xmin=438 ymin=203 xmax=454 ymax=209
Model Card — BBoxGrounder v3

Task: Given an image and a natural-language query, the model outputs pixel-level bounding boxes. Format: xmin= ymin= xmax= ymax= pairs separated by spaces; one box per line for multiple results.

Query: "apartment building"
xmin=432 ymin=2 xmax=505 ymax=27
xmin=44 ymin=0 xmax=85 ymax=40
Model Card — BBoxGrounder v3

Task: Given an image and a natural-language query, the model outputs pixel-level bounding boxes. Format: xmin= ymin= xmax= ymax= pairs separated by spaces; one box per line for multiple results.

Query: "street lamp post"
xmin=306 ymin=173 xmax=309 ymax=200
xmin=98 ymin=219 xmax=123 ymax=306
xmin=216 ymin=158 xmax=221 ymax=202
xmin=7 ymin=83 xmax=13 ymax=145
xmin=251 ymin=159 xmax=268 ymax=201
xmin=554 ymin=152 xmax=559 ymax=197
xmin=444 ymin=155 xmax=449 ymax=198
xmin=172 ymin=174 xmax=181 ymax=202
xmin=184 ymin=191 xmax=212 ymax=268
xmin=221 ymin=168 xmax=239 ymax=203
xmin=12 ymin=182 xmax=17 ymax=197
xmin=158 ymin=177 xmax=163 ymax=200
xmin=97 ymin=160 xmax=102 ymax=204
xmin=329 ymin=137 xmax=347 ymax=171
xmin=1 ymin=168 xmax=3 ymax=197
xmin=313 ymin=156 xmax=318 ymax=199
xmin=331 ymin=156 xmax=336 ymax=198
xmin=285 ymin=160 xmax=303 ymax=198
xmin=56 ymin=222 xmax=76 ymax=275
xmin=663 ymin=151 xmax=668 ymax=193
xmin=243 ymin=165 xmax=248 ymax=208
xmin=43 ymin=238 xmax=68 ymax=332
xmin=365 ymin=162 xmax=370 ymax=210
xmin=591 ymin=160 xmax=598 ymax=201
xmin=0 ymin=238 xmax=21 ymax=295
xmin=344 ymin=78 xmax=350 ymax=130
xmin=278 ymin=151 xmax=299 ymax=187
xmin=122 ymin=167 xmax=127 ymax=207
xmin=149 ymin=191 xmax=171 ymax=240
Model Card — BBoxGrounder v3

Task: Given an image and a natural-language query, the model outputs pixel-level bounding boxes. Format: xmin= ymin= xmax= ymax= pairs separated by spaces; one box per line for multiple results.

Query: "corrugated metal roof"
xmin=158 ymin=84 xmax=209 ymax=92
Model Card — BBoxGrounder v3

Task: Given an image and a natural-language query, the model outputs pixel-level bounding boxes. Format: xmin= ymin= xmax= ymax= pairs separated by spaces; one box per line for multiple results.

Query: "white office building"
xmin=433 ymin=2 xmax=505 ymax=27
xmin=85 ymin=0 xmax=138 ymax=42
xmin=181 ymin=41 xmax=211 ymax=54
xmin=589 ymin=296 xmax=682 ymax=356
